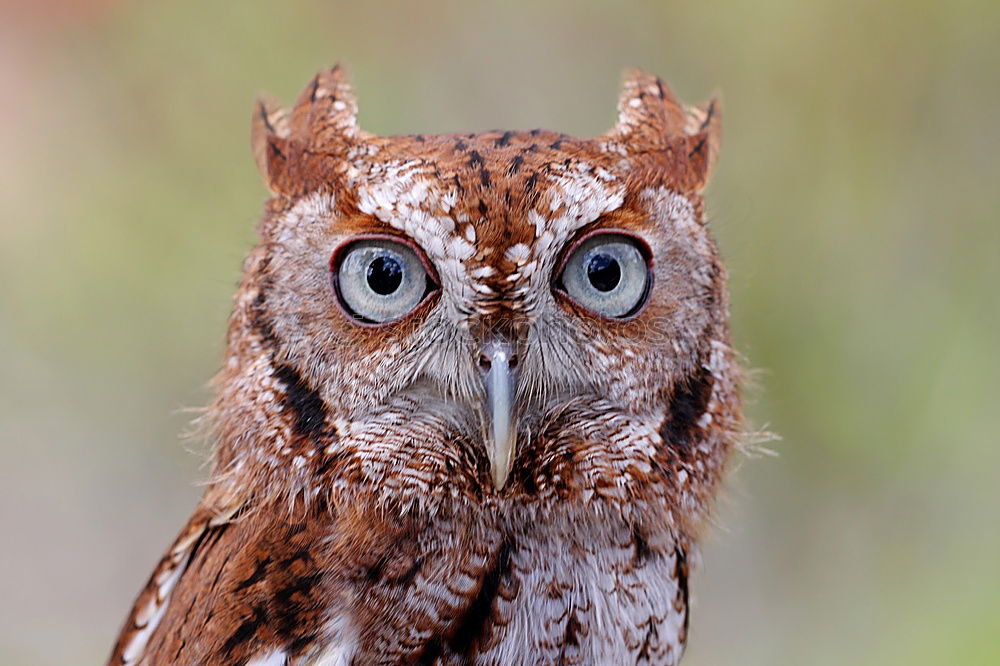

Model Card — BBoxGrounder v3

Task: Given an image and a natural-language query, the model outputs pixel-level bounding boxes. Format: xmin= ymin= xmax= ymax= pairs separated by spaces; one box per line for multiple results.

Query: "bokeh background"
xmin=2 ymin=0 xmax=998 ymax=663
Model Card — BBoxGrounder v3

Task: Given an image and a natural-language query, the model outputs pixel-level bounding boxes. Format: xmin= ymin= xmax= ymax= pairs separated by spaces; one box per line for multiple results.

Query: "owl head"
xmin=210 ymin=65 xmax=739 ymax=540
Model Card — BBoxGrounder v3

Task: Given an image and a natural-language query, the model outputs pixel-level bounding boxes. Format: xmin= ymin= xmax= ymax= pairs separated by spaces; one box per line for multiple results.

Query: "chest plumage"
xmin=109 ymin=65 xmax=739 ymax=666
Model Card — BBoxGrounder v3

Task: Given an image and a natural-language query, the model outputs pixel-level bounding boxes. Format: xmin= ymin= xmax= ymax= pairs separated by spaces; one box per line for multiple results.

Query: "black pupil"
xmin=586 ymin=253 xmax=621 ymax=292
xmin=367 ymin=255 xmax=403 ymax=295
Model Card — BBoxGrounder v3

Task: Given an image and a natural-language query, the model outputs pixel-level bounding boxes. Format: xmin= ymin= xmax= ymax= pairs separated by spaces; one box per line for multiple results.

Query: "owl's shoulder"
xmin=112 ymin=498 xmax=689 ymax=665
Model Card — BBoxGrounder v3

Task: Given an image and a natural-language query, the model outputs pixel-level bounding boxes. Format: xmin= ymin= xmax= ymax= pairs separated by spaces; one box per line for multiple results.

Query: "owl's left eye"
xmin=554 ymin=232 xmax=652 ymax=318
xmin=331 ymin=237 xmax=437 ymax=325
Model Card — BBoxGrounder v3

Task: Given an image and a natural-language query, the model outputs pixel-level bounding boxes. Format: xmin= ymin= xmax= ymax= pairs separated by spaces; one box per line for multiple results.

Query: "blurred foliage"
xmin=1 ymin=0 xmax=998 ymax=664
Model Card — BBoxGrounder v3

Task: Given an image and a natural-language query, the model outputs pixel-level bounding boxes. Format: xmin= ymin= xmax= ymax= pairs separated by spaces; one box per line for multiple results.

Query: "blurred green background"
xmin=1 ymin=0 xmax=998 ymax=663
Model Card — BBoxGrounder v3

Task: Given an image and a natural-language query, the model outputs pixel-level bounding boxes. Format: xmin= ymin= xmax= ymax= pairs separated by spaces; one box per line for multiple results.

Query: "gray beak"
xmin=480 ymin=337 xmax=518 ymax=489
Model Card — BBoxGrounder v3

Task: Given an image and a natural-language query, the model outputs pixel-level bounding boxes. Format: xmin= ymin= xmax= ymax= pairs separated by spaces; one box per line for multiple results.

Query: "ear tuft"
xmin=249 ymin=64 xmax=363 ymax=195
xmin=289 ymin=63 xmax=360 ymax=145
xmin=683 ymin=95 xmax=722 ymax=190
xmin=606 ymin=70 xmax=722 ymax=190
xmin=614 ymin=69 xmax=687 ymax=140
xmin=251 ymin=95 xmax=291 ymax=193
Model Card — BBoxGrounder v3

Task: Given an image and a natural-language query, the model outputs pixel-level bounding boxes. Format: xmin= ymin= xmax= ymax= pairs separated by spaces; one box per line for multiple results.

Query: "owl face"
xmin=218 ymin=66 xmax=736 ymax=521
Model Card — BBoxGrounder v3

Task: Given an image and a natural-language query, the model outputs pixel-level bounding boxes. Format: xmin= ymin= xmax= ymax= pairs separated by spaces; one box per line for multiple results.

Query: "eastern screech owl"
xmin=110 ymin=65 xmax=741 ymax=666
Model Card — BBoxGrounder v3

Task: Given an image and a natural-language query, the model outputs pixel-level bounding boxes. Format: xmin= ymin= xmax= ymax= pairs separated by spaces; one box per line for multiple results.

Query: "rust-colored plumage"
xmin=110 ymin=64 xmax=740 ymax=666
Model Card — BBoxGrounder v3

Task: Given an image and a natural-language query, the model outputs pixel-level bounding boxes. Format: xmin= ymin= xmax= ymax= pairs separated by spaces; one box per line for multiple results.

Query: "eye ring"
xmin=329 ymin=234 xmax=440 ymax=327
xmin=552 ymin=229 xmax=653 ymax=320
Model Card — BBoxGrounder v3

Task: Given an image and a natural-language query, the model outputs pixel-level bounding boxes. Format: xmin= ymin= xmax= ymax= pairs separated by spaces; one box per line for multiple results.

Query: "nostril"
xmin=478 ymin=338 xmax=518 ymax=375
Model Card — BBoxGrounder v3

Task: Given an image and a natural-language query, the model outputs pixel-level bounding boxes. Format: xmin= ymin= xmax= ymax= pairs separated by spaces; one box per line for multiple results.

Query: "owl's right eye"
xmin=331 ymin=237 xmax=437 ymax=325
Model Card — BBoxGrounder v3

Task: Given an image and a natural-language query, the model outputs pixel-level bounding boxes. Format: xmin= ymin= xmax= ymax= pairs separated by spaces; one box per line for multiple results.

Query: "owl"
xmin=109 ymin=65 xmax=740 ymax=666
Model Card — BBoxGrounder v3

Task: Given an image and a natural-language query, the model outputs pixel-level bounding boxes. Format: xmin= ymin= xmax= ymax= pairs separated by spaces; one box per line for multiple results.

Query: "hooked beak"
xmin=479 ymin=338 xmax=518 ymax=489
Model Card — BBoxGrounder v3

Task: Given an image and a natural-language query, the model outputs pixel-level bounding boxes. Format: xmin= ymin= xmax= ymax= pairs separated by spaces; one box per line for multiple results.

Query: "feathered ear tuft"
xmin=251 ymin=94 xmax=291 ymax=194
xmin=289 ymin=63 xmax=360 ymax=145
xmin=249 ymin=64 xmax=363 ymax=195
xmin=682 ymin=95 xmax=722 ymax=191
xmin=613 ymin=69 xmax=688 ymax=140
xmin=606 ymin=69 xmax=722 ymax=191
